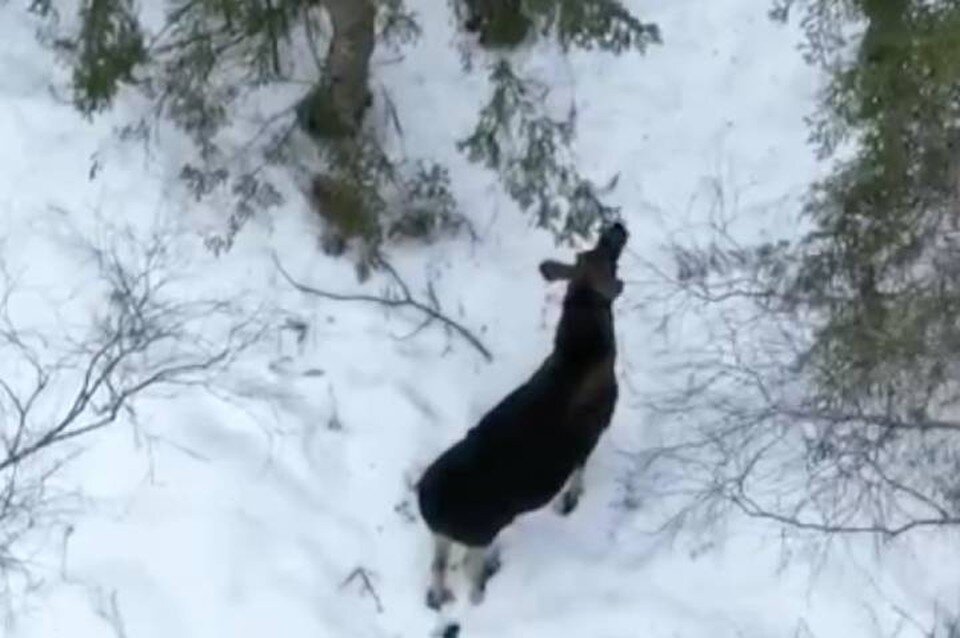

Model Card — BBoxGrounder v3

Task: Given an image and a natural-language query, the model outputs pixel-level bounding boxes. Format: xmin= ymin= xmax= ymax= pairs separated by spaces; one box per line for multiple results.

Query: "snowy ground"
xmin=2 ymin=1 xmax=959 ymax=637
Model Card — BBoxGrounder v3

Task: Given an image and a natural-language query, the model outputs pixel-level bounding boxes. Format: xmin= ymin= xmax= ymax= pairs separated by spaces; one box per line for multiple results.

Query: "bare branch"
xmin=0 ymin=225 xmax=266 ymax=599
xmin=727 ymin=490 xmax=960 ymax=538
xmin=340 ymin=565 xmax=384 ymax=613
xmin=273 ymin=254 xmax=493 ymax=361
xmin=627 ymin=192 xmax=960 ymax=543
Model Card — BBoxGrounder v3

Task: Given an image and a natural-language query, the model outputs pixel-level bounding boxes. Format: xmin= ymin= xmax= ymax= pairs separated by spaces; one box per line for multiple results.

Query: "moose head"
xmin=539 ymin=222 xmax=628 ymax=302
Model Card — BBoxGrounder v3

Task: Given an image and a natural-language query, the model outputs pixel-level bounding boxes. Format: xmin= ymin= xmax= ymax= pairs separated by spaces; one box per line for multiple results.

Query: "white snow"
xmin=1 ymin=1 xmax=958 ymax=637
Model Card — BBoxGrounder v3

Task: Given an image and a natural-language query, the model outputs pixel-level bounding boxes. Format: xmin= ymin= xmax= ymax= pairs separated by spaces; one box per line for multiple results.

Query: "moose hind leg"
xmin=555 ymin=465 xmax=585 ymax=516
xmin=465 ymin=544 xmax=501 ymax=605
xmin=426 ymin=534 xmax=455 ymax=610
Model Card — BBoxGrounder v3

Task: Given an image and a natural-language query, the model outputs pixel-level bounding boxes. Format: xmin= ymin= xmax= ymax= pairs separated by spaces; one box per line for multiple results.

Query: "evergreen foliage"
xmin=458 ymin=61 xmax=620 ymax=242
xmin=70 ymin=0 xmax=146 ymax=115
xmin=33 ymin=0 xmax=659 ymax=266
xmin=645 ymin=0 xmax=960 ymax=537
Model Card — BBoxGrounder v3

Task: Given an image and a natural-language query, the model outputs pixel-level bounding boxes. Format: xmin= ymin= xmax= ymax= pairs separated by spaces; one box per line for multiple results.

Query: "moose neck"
xmin=553 ymin=286 xmax=616 ymax=366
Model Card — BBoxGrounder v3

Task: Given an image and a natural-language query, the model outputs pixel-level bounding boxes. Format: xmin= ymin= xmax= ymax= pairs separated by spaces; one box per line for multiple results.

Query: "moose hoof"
xmin=469 ymin=585 xmax=486 ymax=606
xmin=426 ymin=586 xmax=454 ymax=610
xmin=484 ymin=554 xmax=502 ymax=581
xmin=555 ymin=490 xmax=580 ymax=516
xmin=440 ymin=622 xmax=461 ymax=638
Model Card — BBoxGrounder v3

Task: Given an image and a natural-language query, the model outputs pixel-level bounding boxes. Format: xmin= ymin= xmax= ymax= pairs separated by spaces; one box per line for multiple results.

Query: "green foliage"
xmin=456 ymin=1 xmax=656 ymax=240
xmin=786 ymin=0 xmax=960 ymax=410
xmin=61 ymin=0 xmax=311 ymax=120
xmin=179 ymin=162 xmax=285 ymax=256
xmin=38 ymin=0 xmax=658 ymax=267
xmin=154 ymin=0 xmax=315 ymax=152
xmin=479 ymin=1 xmax=532 ymax=48
xmin=389 ymin=162 xmax=471 ymax=243
xmin=459 ymin=61 xmax=619 ymax=242
xmin=463 ymin=0 xmax=660 ymax=52
xmin=378 ymin=0 xmax=423 ymax=47
xmin=163 ymin=0 xmax=305 ymax=80
xmin=527 ymin=0 xmax=661 ymax=53
xmin=681 ymin=1 xmax=960 ymax=416
xmin=28 ymin=0 xmax=55 ymax=17
xmin=657 ymin=6 xmax=960 ymax=534
xmin=316 ymin=135 xmax=394 ymax=243
xmin=458 ymin=0 xmax=529 ymax=47
xmin=68 ymin=0 xmax=146 ymax=115
xmin=313 ymin=174 xmax=382 ymax=243
xmin=314 ymin=139 xmax=470 ymax=253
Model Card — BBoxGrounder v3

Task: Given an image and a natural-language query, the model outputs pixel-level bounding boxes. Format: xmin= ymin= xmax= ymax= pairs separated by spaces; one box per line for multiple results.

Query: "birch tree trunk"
xmin=298 ymin=0 xmax=375 ymax=138
xmin=321 ymin=0 xmax=376 ymax=135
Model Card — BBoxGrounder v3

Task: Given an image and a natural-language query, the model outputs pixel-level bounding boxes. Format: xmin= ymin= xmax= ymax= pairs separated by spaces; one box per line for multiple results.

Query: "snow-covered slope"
xmin=2 ymin=1 xmax=958 ymax=636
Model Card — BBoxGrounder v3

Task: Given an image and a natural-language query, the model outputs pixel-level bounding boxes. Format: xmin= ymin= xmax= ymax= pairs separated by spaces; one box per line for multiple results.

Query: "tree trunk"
xmin=299 ymin=0 xmax=378 ymax=277
xmin=321 ymin=0 xmax=375 ymax=134
xmin=297 ymin=0 xmax=375 ymax=138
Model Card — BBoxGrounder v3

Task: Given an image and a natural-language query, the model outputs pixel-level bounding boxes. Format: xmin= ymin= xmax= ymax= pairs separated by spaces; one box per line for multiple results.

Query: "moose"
xmin=416 ymin=222 xmax=628 ymax=609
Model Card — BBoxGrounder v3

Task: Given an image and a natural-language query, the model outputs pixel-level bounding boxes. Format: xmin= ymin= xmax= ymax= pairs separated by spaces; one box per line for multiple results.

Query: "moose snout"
xmin=597 ymin=222 xmax=628 ymax=261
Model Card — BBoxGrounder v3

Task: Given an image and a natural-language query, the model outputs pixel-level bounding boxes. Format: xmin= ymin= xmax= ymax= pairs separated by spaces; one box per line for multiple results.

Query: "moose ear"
xmin=539 ymin=260 xmax=575 ymax=282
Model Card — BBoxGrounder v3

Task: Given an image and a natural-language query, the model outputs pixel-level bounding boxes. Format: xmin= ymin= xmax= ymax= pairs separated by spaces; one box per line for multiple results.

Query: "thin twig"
xmin=340 ymin=566 xmax=384 ymax=613
xmin=273 ymin=254 xmax=492 ymax=361
xmin=729 ymin=490 xmax=960 ymax=537
xmin=0 ymin=227 xmax=265 ymax=597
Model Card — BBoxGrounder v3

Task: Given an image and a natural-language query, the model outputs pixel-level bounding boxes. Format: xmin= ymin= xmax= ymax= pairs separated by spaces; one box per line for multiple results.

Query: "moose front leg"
xmin=554 ymin=465 xmax=585 ymax=516
xmin=464 ymin=544 xmax=502 ymax=605
xmin=555 ymin=385 xmax=616 ymax=517
xmin=426 ymin=534 xmax=455 ymax=610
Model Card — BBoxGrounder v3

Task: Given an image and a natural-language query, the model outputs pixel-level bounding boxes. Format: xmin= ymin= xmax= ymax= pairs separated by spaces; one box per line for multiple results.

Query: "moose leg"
xmin=555 ymin=413 xmax=609 ymax=517
xmin=464 ymin=544 xmax=501 ymax=605
xmin=555 ymin=465 xmax=585 ymax=516
xmin=426 ymin=534 xmax=455 ymax=610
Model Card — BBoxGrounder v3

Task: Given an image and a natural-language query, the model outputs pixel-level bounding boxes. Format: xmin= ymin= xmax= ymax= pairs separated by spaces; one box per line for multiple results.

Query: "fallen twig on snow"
xmin=340 ymin=566 xmax=384 ymax=613
xmin=273 ymin=254 xmax=493 ymax=362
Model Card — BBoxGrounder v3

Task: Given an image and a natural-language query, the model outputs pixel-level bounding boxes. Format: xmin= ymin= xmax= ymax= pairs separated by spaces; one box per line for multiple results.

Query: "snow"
xmin=1 ymin=1 xmax=958 ymax=637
